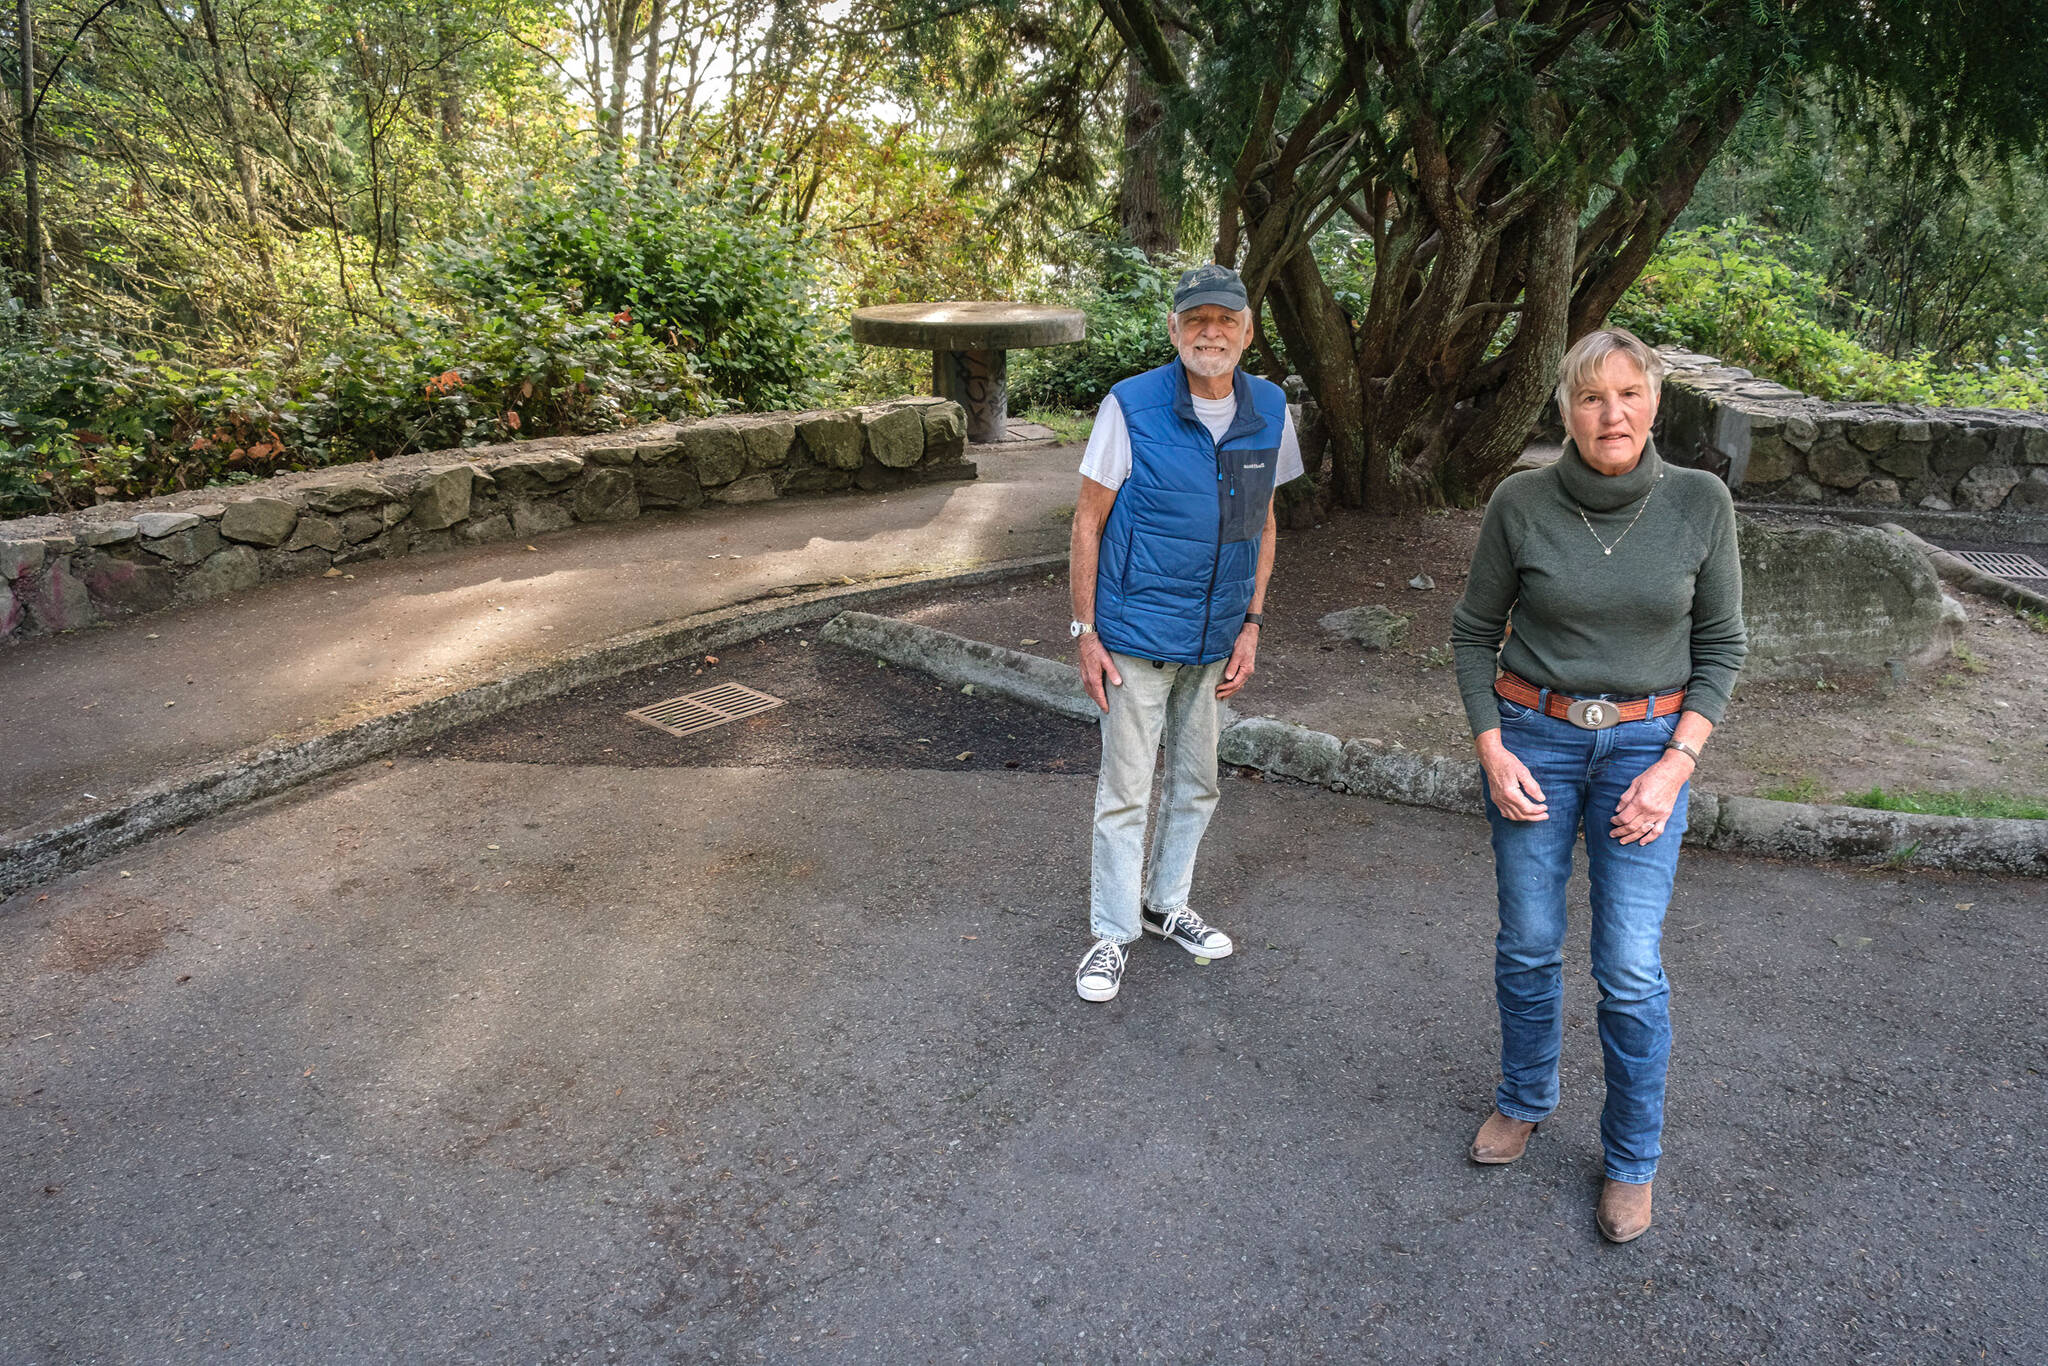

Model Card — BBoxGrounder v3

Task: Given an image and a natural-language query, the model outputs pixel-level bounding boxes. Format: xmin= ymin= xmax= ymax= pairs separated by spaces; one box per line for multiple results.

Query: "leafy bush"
xmin=433 ymin=159 xmax=832 ymax=411
xmin=1612 ymin=222 xmax=2048 ymax=410
xmin=0 ymin=291 xmax=708 ymax=518
xmin=1681 ymin=101 xmax=2048 ymax=366
xmin=282 ymin=286 xmax=706 ymax=465
xmin=1010 ymin=244 xmax=1178 ymax=412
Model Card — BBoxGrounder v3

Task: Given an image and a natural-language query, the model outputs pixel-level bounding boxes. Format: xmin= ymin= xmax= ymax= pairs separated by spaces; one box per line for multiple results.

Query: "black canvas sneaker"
xmin=1075 ymin=937 xmax=1128 ymax=1002
xmin=1141 ymin=904 xmax=1234 ymax=958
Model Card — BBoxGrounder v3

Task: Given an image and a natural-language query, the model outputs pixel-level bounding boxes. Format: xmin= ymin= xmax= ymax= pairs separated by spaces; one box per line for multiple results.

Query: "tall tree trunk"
xmin=1117 ymin=45 xmax=1177 ymax=260
xmin=637 ymin=0 xmax=666 ymax=163
xmin=435 ymin=5 xmax=465 ymax=195
xmin=606 ymin=0 xmax=640 ymax=156
xmin=16 ymin=0 xmax=44 ymax=308
xmin=439 ymin=89 xmax=464 ymax=192
xmin=195 ymin=0 xmax=273 ymax=281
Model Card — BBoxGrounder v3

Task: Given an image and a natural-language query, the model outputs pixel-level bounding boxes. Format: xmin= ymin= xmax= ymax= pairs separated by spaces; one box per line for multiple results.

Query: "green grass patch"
xmin=1948 ymin=643 xmax=1990 ymax=675
xmin=1022 ymin=408 xmax=1097 ymax=444
xmin=1758 ymin=774 xmax=1824 ymax=804
xmin=1837 ymin=788 xmax=2048 ymax=821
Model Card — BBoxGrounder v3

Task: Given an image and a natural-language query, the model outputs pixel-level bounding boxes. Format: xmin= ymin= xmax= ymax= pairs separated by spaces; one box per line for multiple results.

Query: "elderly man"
xmin=1069 ymin=264 xmax=1303 ymax=1003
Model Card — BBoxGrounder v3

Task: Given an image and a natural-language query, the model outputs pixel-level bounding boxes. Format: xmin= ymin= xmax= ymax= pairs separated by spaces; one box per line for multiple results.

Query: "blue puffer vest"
xmin=1094 ymin=361 xmax=1287 ymax=665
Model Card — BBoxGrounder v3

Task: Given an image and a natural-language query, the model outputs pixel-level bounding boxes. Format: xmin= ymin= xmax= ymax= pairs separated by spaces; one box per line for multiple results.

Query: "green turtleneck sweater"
xmin=1450 ymin=437 xmax=1748 ymax=737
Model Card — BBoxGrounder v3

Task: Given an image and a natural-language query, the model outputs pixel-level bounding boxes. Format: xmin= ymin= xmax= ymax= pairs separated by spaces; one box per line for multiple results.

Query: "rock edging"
xmin=824 ymin=614 xmax=2046 ymax=877
xmin=0 ymin=397 xmax=972 ymax=644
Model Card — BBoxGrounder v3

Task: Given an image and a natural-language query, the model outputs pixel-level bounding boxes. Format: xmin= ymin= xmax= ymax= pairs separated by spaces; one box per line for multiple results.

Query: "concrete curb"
xmin=828 ymin=616 xmax=2045 ymax=877
xmin=1700 ymin=795 xmax=2047 ymax=875
xmin=0 ymin=555 xmax=1066 ymax=902
xmin=1877 ymin=522 xmax=2048 ymax=615
xmin=820 ymin=610 xmax=1102 ymax=723
xmin=818 ymin=610 xmax=1251 ymax=733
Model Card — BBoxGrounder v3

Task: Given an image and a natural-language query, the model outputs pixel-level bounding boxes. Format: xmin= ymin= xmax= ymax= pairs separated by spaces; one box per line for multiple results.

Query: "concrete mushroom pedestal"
xmin=850 ymin=302 xmax=1085 ymax=443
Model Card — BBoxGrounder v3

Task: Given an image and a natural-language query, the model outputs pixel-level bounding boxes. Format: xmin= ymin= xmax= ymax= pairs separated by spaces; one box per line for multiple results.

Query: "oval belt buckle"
xmin=1566 ymin=697 xmax=1620 ymax=730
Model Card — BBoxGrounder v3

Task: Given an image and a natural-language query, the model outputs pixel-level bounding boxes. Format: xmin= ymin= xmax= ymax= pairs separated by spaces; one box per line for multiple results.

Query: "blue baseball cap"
xmin=1173 ymin=263 xmax=1248 ymax=314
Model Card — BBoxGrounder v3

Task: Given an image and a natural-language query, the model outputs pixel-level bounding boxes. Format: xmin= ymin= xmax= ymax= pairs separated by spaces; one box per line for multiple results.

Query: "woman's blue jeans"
xmin=1483 ymin=693 xmax=1688 ymax=1185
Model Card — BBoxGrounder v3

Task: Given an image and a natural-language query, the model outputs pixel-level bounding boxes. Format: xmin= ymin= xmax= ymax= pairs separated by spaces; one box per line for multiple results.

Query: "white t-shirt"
xmin=1078 ymin=390 xmax=1304 ymax=491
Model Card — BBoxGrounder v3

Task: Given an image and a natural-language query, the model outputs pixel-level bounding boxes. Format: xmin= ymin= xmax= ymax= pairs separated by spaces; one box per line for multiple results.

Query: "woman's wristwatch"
xmin=1664 ymin=739 xmax=1702 ymax=764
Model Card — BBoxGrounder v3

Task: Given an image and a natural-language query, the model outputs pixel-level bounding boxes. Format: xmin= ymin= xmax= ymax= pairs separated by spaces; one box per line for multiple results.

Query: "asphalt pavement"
xmin=3 ymin=694 xmax=2041 ymax=1362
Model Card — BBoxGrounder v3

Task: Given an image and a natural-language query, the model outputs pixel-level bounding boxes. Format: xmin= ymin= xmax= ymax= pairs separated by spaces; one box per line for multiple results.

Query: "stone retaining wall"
xmin=0 ymin=397 xmax=970 ymax=643
xmin=1655 ymin=347 xmax=2048 ymax=513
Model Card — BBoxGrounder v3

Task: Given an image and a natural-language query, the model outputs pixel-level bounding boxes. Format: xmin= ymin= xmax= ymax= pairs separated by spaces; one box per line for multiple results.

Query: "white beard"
xmin=1178 ymin=343 xmax=1238 ymax=379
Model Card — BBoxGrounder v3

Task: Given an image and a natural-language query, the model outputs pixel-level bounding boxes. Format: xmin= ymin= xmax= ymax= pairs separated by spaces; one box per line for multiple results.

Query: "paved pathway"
xmin=0 ymin=445 xmax=1079 ymax=841
xmin=4 ymin=460 xmax=2040 ymax=1361
xmin=1 ymin=745 xmax=2039 ymax=1363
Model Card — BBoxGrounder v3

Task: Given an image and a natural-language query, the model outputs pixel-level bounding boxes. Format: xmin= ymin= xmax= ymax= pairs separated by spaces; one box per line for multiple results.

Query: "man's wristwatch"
xmin=1070 ymin=620 xmax=1095 ymax=639
xmin=1665 ymin=739 xmax=1702 ymax=764
xmin=1243 ymin=613 xmax=1264 ymax=627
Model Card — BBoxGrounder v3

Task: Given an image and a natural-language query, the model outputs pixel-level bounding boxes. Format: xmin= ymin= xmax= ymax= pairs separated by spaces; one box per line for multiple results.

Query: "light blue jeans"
xmin=1484 ymin=692 xmax=1689 ymax=1184
xmin=1090 ymin=650 xmax=1227 ymax=943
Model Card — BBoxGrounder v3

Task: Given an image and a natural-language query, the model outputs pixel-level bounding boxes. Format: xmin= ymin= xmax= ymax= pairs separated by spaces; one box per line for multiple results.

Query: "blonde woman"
xmin=1449 ymin=327 xmax=1747 ymax=1242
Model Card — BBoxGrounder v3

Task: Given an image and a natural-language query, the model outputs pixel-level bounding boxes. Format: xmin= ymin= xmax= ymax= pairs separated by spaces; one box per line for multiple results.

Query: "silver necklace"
xmin=1573 ymin=473 xmax=1660 ymax=556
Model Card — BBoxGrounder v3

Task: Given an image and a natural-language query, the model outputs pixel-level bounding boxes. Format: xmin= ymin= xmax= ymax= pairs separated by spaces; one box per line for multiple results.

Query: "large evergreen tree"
xmin=917 ymin=0 xmax=2048 ymax=509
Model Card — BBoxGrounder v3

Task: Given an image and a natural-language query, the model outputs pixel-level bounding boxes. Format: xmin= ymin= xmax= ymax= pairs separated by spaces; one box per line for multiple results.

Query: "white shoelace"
xmin=1081 ymin=940 xmax=1124 ymax=978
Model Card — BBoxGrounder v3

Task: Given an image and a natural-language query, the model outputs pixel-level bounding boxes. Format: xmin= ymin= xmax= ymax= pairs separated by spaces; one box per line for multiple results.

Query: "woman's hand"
xmin=1476 ymin=730 xmax=1547 ymax=821
xmin=1611 ymin=751 xmax=1692 ymax=845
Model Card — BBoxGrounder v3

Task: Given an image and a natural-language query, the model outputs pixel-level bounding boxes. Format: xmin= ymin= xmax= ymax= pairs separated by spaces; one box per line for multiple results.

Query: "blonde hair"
xmin=1555 ymin=327 xmax=1665 ymax=415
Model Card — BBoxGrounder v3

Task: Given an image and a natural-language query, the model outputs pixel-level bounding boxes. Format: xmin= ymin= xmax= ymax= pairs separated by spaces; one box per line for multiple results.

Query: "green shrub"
xmin=281 ymin=286 xmax=706 ymax=466
xmin=432 ymin=159 xmax=832 ymax=411
xmin=1613 ymin=222 xmax=2048 ymax=410
xmin=1010 ymin=244 xmax=1177 ymax=412
xmin=0 ymin=290 xmax=709 ymax=518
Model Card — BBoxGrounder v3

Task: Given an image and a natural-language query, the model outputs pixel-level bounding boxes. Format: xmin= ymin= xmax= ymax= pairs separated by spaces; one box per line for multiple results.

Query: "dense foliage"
xmin=0 ymin=288 xmax=707 ymax=514
xmin=911 ymin=0 xmax=2048 ymax=507
xmin=1612 ymin=223 xmax=2048 ymax=410
xmin=8 ymin=0 xmax=2048 ymax=520
xmin=432 ymin=162 xmax=833 ymax=411
xmin=1682 ymin=100 xmax=2048 ymax=369
xmin=1010 ymin=244 xmax=1175 ymax=411
xmin=0 ymin=0 xmax=1009 ymax=516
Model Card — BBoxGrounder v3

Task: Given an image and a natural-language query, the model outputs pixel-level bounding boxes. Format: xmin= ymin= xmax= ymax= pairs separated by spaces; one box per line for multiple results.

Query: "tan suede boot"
xmin=1468 ymin=1110 xmax=1539 ymax=1164
xmin=1597 ymin=1179 xmax=1654 ymax=1243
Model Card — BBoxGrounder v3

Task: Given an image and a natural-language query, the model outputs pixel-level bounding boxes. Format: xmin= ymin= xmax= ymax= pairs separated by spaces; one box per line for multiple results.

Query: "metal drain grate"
xmin=627 ymin=682 xmax=786 ymax=738
xmin=1949 ymin=549 xmax=2048 ymax=581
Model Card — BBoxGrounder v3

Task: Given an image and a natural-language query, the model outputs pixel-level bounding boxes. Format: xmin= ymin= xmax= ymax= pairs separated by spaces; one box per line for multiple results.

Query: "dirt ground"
xmin=429 ymin=624 xmax=1101 ymax=775
xmin=882 ymin=509 xmax=2048 ymax=808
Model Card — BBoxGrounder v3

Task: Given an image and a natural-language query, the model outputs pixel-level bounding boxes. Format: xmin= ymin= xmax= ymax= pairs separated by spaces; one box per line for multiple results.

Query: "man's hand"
xmin=1078 ymin=633 xmax=1122 ymax=712
xmin=1476 ymin=730 xmax=1548 ymax=821
xmin=1216 ymin=624 xmax=1259 ymax=699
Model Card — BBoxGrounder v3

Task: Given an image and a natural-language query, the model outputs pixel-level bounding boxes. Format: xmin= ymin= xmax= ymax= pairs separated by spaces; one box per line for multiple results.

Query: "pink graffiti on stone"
xmin=82 ymin=558 xmax=176 ymax=617
xmin=20 ymin=559 xmax=96 ymax=633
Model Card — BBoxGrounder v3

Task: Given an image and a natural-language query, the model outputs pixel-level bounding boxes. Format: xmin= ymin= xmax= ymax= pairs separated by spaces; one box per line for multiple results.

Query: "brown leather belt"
xmin=1494 ymin=670 xmax=1685 ymax=731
